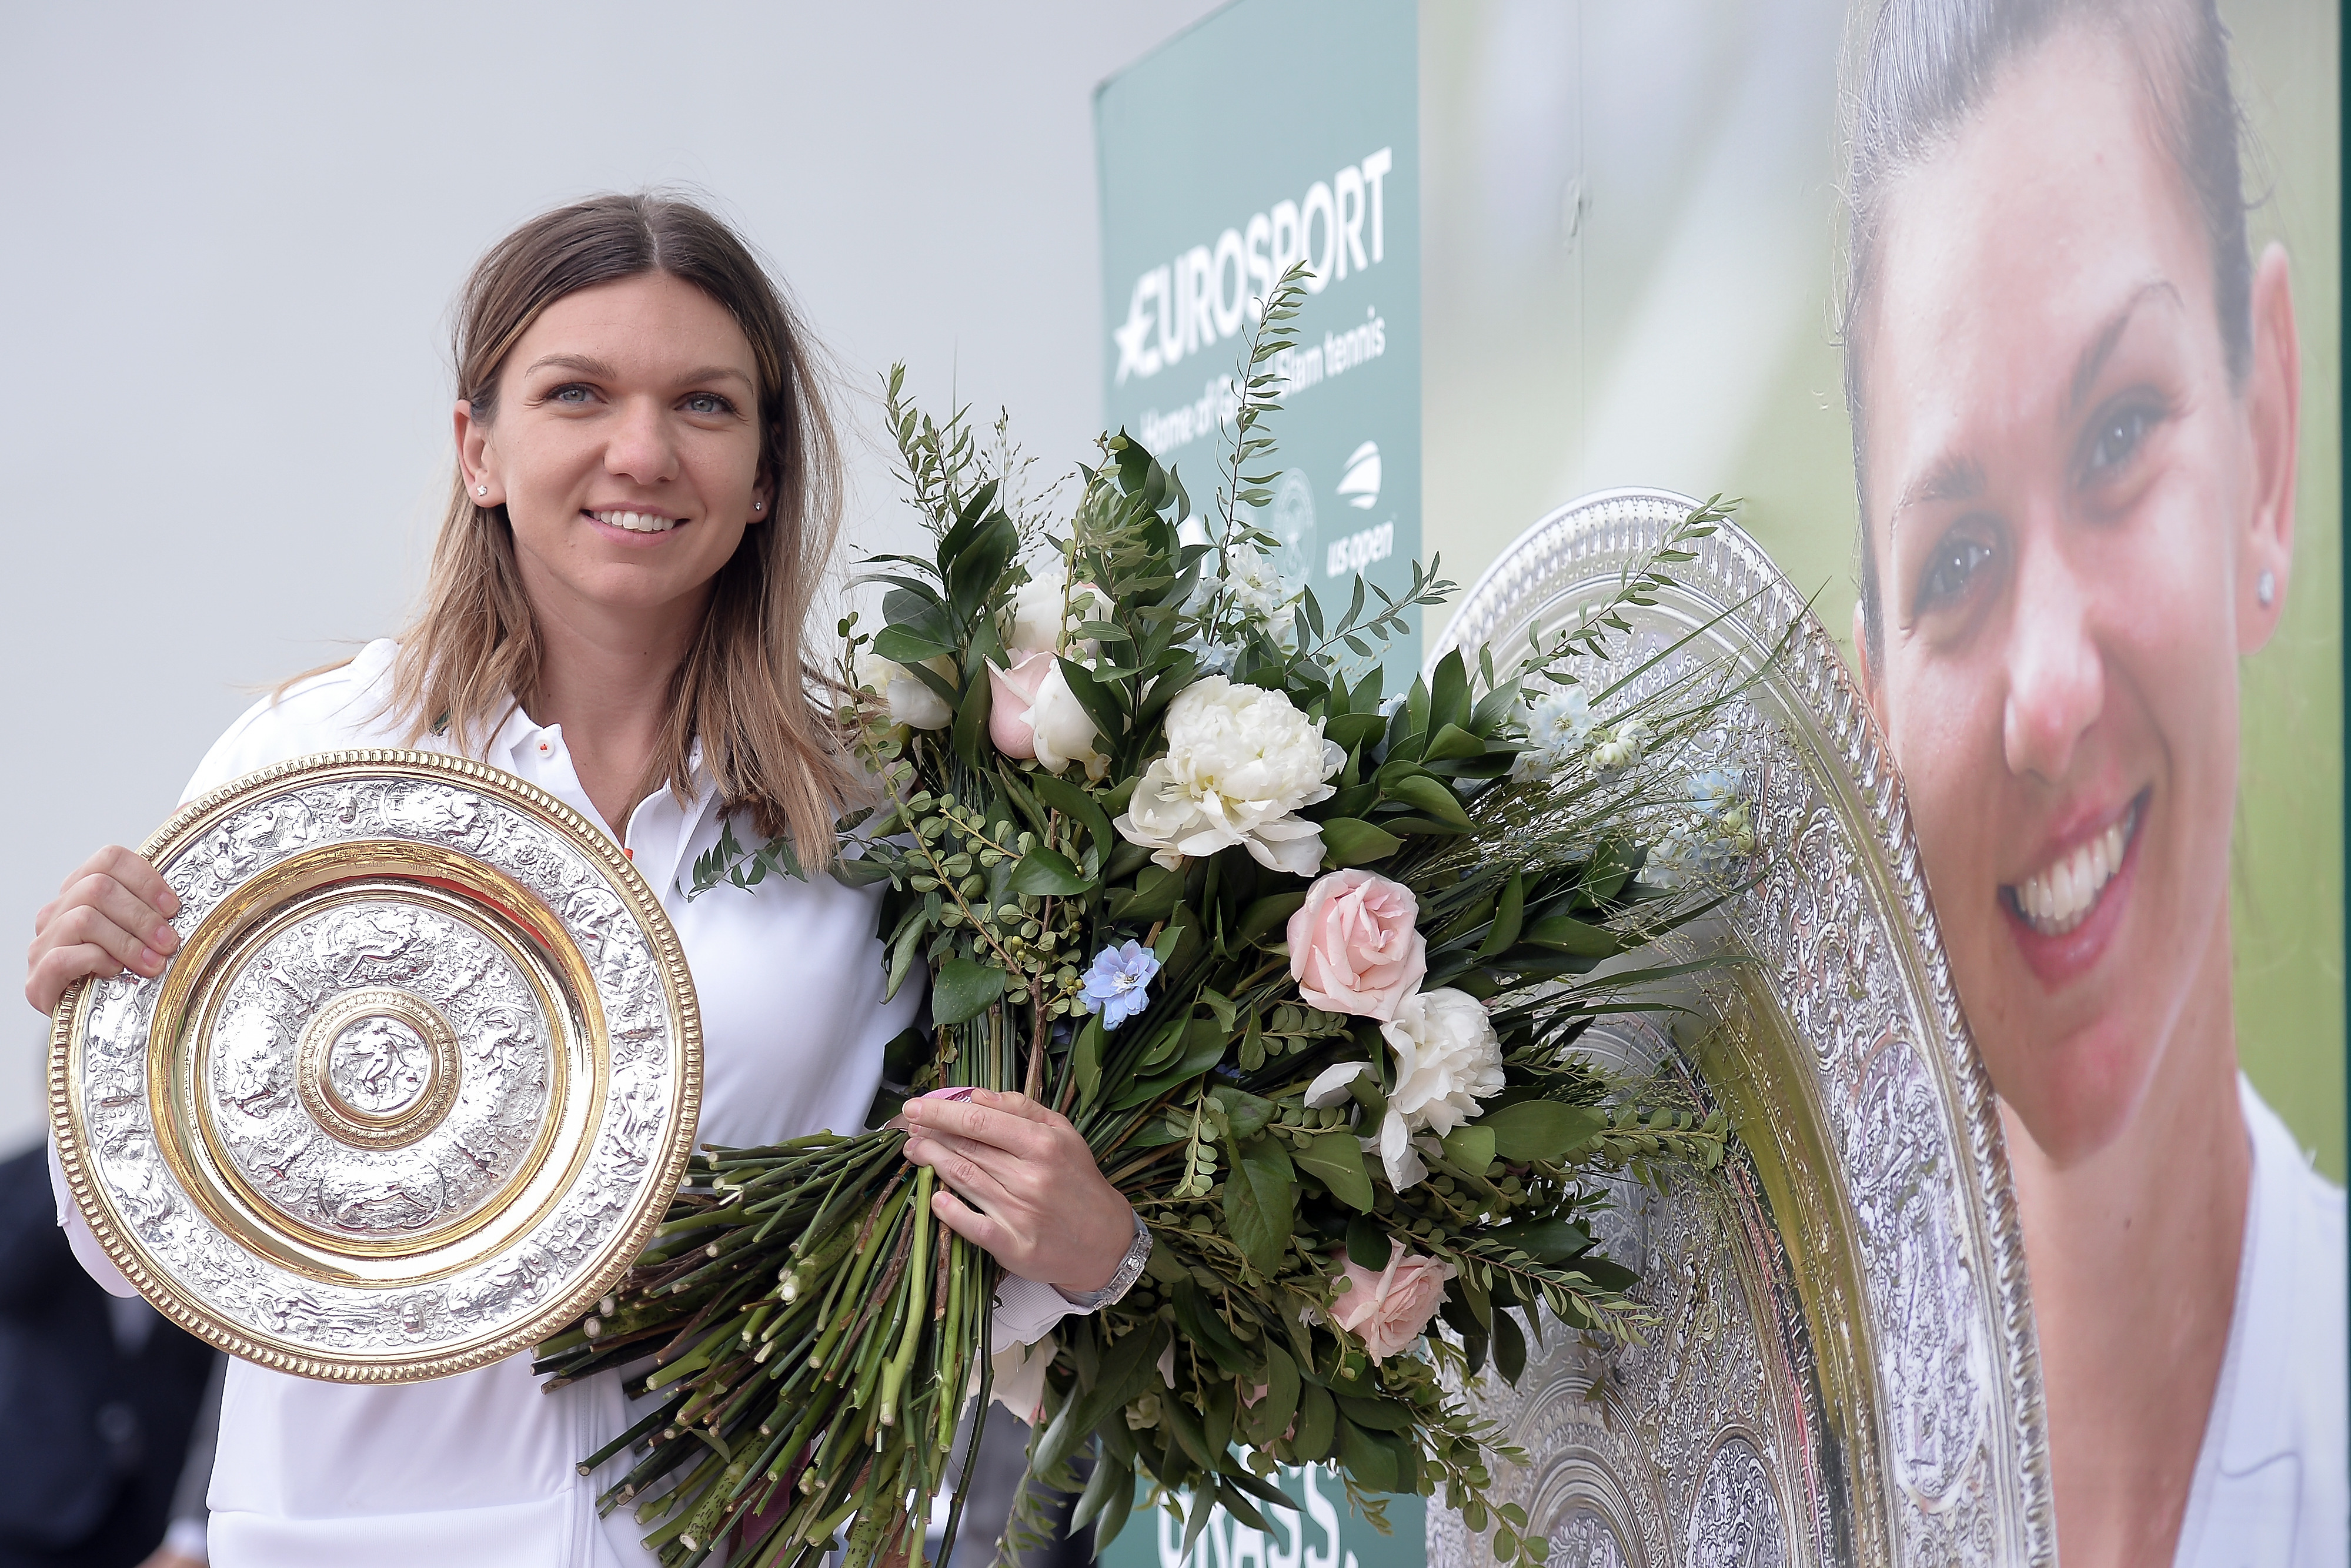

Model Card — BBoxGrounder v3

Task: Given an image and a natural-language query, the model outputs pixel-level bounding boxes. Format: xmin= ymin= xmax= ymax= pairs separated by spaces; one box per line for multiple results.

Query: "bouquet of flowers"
xmin=533 ymin=270 xmax=1752 ymax=1568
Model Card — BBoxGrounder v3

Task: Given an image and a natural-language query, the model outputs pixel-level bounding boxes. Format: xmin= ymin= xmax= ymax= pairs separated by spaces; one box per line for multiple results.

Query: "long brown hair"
xmin=390 ymin=190 xmax=849 ymax=861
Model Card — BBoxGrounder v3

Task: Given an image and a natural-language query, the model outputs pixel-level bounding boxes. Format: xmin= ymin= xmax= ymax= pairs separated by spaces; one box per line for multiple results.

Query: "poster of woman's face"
xmin=1422 ymin=0 xmax=2337 ymax=1554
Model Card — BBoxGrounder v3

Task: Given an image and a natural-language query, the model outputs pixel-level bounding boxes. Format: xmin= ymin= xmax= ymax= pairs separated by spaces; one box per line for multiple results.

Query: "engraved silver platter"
xmin=48 ymin=750 xmax=700 ymax=1383
xmin=1422 ymin=493 xmax=2054 ymax=1567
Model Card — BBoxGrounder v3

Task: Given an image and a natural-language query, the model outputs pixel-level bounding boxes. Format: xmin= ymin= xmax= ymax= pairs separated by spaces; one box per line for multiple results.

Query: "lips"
xmin=2008 ymin=796 xmax=2140 ymax=937
xmin=588 ymin=509 xmax=680 ymax=534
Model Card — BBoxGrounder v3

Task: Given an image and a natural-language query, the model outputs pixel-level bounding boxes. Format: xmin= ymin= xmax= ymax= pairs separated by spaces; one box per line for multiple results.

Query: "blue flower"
xmin=1080 ymin=940 xmax=1161 ymax=1030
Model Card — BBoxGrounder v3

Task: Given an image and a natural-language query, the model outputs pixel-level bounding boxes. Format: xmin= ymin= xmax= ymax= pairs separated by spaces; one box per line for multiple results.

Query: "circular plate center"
xmin=295 ymin=987 xmax=461 ymax=1144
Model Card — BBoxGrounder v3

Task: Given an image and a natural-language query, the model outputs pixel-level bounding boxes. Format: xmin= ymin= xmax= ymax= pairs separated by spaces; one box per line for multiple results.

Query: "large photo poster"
xmin=1106 ymin=0 xmax=2340 ymax=1561
xmin=1422 ymin=0 xmax=2342 ymax=1559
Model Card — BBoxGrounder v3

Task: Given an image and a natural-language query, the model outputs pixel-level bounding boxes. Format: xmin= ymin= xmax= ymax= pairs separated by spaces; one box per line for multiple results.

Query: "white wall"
xmin=0 ymin=1 xmax=1222 ymax=1154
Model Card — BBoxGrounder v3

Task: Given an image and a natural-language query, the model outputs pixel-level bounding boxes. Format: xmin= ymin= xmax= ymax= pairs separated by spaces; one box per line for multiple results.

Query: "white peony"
xmin=1114 ymin=676 xmax=1343 ymax=876
xmin=1006 ymin=559 xmax=1112 ymax=656
xmin=860 ymin=654 xmax=953 ymax=730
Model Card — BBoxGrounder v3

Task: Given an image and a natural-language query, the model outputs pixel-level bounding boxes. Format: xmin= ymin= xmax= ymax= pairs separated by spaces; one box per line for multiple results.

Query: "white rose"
xmin=1028 ymin=661 xmax=1110 ymax=781
xmin=1113 ymin=676 xmax=1343 ymax=877
xmin=860 ymin=654 xmax=953 ymax=730
xmin=1006 ymin=560 xmax=1111 ymax=656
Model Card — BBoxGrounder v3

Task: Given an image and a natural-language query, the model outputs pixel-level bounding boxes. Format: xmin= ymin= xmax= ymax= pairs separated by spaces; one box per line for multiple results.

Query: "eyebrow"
xmin=1889 ymin=453 xmax=1986 ymax=533
xmin=2067 ymin=279 xmax=2181 ymax=416
xmin=520 ymin=353 xmax=755 ymax=392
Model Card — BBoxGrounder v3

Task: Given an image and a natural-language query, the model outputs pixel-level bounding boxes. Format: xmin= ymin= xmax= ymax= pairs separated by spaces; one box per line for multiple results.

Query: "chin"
xmin=1986 ymin=1015 xmax=2156 ymax=1166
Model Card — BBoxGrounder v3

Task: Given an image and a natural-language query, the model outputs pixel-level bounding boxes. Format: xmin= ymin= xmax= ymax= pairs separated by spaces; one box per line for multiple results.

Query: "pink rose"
xmin=986 ymin=651 xmax=1107 ymax=778
xmin=1328 ymin=1238 xmax=1457 ymax=1362
xmin=1287 ymin=869 xmax=1427 ymax=1021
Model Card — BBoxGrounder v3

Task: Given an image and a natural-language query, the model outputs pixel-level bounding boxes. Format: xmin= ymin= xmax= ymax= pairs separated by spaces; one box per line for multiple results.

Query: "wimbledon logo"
xmin=1337 ymin=442 xmax=1381 ymax=510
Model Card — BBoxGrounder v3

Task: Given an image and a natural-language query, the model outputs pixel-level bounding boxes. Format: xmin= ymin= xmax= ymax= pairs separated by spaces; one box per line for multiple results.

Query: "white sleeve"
xmin=991 ymin=1274 xmax=1086 ymax=1348
xmin=48 ymin=1134 xmax=137 ymax=1298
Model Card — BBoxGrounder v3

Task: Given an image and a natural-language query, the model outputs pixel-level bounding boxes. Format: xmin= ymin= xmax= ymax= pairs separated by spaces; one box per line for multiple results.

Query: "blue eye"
xmin=2085 ymin=402 xmax=2158 ymax=478
xmin=551 ymin=384 xmax=593 ymax=404
xmin=683 ymin=392 xmax=734 ymax=416
xmin=1916 ymin=528 xmax=1999 ymax=614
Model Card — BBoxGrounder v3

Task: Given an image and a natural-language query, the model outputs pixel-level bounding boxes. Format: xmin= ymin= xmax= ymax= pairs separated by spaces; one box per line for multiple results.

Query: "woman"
xmin=23 ymin=193 xmax=1143 ymax=1566
xmin=1842 ymin=2 xmax=2343 ymax=1563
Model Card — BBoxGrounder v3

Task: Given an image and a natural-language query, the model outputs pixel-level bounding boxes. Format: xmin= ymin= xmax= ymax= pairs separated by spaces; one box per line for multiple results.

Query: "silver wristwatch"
xmin=1054 ymin=1212 xmax=1153 ymax=1310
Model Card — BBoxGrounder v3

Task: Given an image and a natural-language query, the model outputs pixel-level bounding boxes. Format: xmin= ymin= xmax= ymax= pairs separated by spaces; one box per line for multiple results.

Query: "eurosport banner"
xmin=1096 ymin=0 xmax=1422 ymax=657
xmin=1101 ymin=0 xmax=2342 ymax=1560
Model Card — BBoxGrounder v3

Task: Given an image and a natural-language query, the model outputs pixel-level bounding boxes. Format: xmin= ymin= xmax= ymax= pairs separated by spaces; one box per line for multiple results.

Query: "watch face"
xmin=51 ymin=749 xmax=702 ymax=1384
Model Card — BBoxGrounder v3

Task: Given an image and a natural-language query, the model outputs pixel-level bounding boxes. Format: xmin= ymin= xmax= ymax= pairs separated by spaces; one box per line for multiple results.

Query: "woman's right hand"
xmin=25 ymin=847 xmax=181 ymax=1015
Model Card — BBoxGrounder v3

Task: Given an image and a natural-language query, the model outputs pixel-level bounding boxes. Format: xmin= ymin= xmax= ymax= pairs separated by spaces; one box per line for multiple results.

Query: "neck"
xmin=518 ymin=568 xmax=708 ymax=838
xmin=2006 ymin=911 xmax=2249 ymax=1568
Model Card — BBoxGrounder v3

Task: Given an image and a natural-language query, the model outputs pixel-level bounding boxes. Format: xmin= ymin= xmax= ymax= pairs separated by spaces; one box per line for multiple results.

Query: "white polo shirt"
xmin=2173 ymin=1077 xmax=2349 ymax=1568
xmin=49 ymin=640 xmax=1077 ymax=1567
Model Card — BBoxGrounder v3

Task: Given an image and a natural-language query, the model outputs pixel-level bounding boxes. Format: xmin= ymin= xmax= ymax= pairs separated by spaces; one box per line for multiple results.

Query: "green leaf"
xmin=1522 ymin=914 xmax=1623 ymax=957
xmin=1492 ymin=1306 xmax=1527 ymax=1384
xmin=1481 ymin=1101 xmax=1607 ymax=1164
xmin=1421 ymin=723 xmax=1487 ymax=762
xmin=1476 ymin=872 xmax=1527 ymax=959
xmin=1324 ymin=713 xmax=1386 ymax=751
xmin=1173 ymin=1280 xmax=1252 ymax=1377
xmin=1008 ymin=846 xmax=1091 ymax=897
xmin=1224 ymin=1134 xmax=1296 ymax=1278
xmin=950 ymin=662 xmax=993 ymax=771
xmin=1488 ymin=1218 xmax=1589 ymax=1265
xmin=1072 ymin=1015 xmax=1106 ymax=1108
xmin=1107 ymin=864 xmax=1183 ymax=924
xmin=1383 ymin=773 xmax=1472 ymax=829
xmin=1428 ymin=649 xmax=1470 ymax=734
xmin=1296 ymin=1131 xmax=1375 ymax=1212
xmin=1238 ymin=1345 xmax=1301 ymax=1448
xmin=1318 ymin=818 xmax=1402 ymax=868
xmin=1333 ymin=1393 xmax=1415 ymax=1432
xmin=1071 ymin=1453 xmax=1132 ymax=1532
xmin=1335 ymin=1417 xmax=1400 ymax=1492
xmin=1291 ymin=1383 xmax=1337 ymax=1463
xmin=870 ymin=623 xmax=956 ymax=666
xmin=1056 ymin=656 xmax=1126 ymax=747
xmin=1030 ymin=771 xmax=1116 ymax=861
xmin=1236 ymin=890 xmax=1309 ymax=944
xmin=1344 ymin=1213 xmax=1391 ymax=1271
xmin=930 ymin=958 xmax=1006 ymax=1028
xmin=1440 ymin=1124 xmax=1496 ymax=1174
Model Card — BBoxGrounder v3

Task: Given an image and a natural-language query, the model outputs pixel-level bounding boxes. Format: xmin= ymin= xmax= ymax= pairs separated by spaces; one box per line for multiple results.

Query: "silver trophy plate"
xmin=49 ymin=750 xmax=700 ymax=1383
xmin=1424 ymin=494 xmax=2054 ymax=1567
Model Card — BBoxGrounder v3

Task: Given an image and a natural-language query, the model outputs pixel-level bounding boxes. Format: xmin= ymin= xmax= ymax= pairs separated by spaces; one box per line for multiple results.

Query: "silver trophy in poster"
xmin=48 ymin=750 xmax=701 ymax=1383
xmin=1421 ymin=491 xmax=2055 ymax=1568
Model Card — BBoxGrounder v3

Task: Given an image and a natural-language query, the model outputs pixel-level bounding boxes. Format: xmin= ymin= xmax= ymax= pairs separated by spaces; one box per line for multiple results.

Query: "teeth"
xmin=2012 ymin=804 xmax=2136 ymax=937
xmin=595 ymin=510 xmax=676 ymax=534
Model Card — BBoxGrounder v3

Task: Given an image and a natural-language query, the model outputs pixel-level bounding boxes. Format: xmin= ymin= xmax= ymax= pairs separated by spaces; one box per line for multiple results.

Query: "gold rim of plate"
xmin=48 ymin=749 xmax=702 ymax=1383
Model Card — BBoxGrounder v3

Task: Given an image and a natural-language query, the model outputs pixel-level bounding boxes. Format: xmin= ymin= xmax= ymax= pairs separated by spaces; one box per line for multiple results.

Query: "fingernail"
xmin=156 ymin=927 xmax=181 ymax=953
xmin=139 ymin=947 xmax=165 ymax=971
xmin=161 ymin=891 xmax=182 ymax=917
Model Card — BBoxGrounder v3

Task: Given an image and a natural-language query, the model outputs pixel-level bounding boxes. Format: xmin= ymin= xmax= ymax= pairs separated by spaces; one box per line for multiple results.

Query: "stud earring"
xmin=476 ymin=484 xmax=488 ymax=497
xmin=2258 ymin=569 xmax=2276 ymax=608
xmin=754 ymin=500 xmax=764 ymax=511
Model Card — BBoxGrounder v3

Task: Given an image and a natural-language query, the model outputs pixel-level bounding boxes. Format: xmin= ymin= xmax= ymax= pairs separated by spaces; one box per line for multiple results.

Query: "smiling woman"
xmin=1842 ymin=3 xmax=2343 ymax=1565
xmin=25 ymin=192 xmax=1138 ymax=1567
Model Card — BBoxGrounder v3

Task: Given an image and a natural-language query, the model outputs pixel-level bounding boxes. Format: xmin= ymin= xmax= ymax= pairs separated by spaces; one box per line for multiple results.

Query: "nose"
xmin=603 ymin=394 xmax=677 ymax=486
xmin=2001 ymin=529 xmax=2104 ymax=784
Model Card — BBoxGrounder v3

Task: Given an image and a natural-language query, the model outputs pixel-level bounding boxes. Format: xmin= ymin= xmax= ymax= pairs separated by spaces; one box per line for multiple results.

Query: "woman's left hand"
xmin=899 ymin=1089 xmax=1133 ymax=1294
